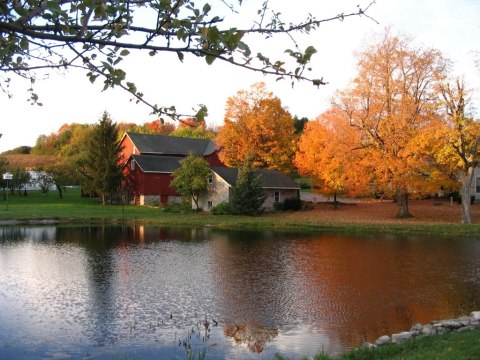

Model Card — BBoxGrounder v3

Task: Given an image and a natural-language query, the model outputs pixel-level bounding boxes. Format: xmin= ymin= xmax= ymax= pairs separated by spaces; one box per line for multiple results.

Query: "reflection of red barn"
xmin=119 ymin=132 xmax=225 ymax=205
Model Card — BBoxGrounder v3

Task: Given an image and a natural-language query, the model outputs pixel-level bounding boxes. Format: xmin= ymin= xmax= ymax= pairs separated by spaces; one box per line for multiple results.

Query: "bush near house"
xmin=211 ymin=202 xmax=232 ymax=215
xmin=274 ymin=197 xmax=303 ymax=211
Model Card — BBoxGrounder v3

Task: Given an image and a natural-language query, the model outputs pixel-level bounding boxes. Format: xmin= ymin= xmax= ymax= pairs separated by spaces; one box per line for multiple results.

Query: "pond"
xmin=1 ymin=225 xmax=480 ymax=359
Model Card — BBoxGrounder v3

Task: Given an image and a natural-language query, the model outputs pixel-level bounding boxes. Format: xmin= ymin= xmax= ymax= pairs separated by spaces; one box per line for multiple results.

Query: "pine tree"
xmin=79 ymin=112 xmax=123 ymax=205
xmin=230 ymin=158 xmax=267 ymax=216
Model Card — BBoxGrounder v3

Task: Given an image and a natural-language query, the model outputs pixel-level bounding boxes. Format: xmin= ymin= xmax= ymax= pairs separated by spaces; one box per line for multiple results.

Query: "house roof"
xmin=125 ymin=132 xmax=217 ymax=156
xmin=131 ymin=154 xmax=181 ymax=173
xmin=211 ymin=167 xmax=300 ymax=189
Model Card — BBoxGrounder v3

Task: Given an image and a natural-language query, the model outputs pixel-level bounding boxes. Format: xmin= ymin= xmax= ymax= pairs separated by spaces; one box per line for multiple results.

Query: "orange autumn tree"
xmin=216 ymin=83 xmax=297 ymax=173
xmin=334 ymin=29 xmax=448 ymax=218
xmin=295 ymin=108 xmax=369 ymax=204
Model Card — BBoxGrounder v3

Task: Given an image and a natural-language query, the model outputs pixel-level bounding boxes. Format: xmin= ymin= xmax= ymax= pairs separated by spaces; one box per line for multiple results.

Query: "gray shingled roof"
xmin=132 ymin=154 xmax=181 ymax=173
xmin=126 ymin=132 xmax=217 ymax=156
xmin=211 ymin=167 xmax=300 ymax=189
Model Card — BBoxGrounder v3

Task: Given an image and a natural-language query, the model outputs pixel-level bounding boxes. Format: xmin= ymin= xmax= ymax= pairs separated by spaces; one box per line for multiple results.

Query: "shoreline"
xmin=365 ymin=311 xmax=480 ymax=349
xmin=1 ymin=215 xmax=480 ymax=237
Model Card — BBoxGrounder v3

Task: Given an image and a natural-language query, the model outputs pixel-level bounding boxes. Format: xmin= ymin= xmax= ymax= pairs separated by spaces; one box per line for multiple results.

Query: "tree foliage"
xmin=31 ymin=123 xmax=94 ymax=158
xmin=333 ymin=29 xmax=449 ymax=218
xmin=293 ymin=116 xmax=309 ymax=134
xmin=296 ymin=108 xmax=366 ymax=202
xmin=77 ymin=112 xmax=123 ymax=205
xmin=216 ymin=82 xmax=297 ymax=173
xmin=170 ymin=117 xmax=217 ymax=139
xmin=34 ymin=171 xmax=55 ymax=194
xmin=171 ymin=153 xmax=211 ymax=210
xmin=40 ymin=160 xmax=77 ymax=198
xmin=230 ymin=157 xmax=266 ymax=216
xmin=434 ymin=79 xmax=480 ymax=223
xmin=10 ymin=166 xmax=31 ymax=194
xmin=0 ymin=0 xmax=376 ymax=117
xmin=1 ymin=145 xmax=31 ymax=155
xmin=0 ymin=156 xmax=9 ymax=199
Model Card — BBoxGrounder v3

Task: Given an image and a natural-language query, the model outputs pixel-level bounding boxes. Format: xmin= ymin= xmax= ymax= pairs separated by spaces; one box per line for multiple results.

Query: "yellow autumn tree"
xmin=216 ymin=83 xmax=297 ymax=173
xmin=434 ymin=79 xmax=480 ymax=223
xmin=333 ymin=29 xmax=449 ymax=218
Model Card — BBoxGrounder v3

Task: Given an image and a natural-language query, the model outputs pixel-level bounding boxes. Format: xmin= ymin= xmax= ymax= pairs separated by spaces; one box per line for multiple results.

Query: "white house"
xmin=473 ymin=167 xmax=480 ymax=201
xmin=197 ymin=167 xmax=300 ymax=211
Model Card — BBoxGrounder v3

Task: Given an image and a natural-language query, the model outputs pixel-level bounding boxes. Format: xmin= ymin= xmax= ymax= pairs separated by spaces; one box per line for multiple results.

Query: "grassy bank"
xmin=0 ymin=188 xmax=479 ymax=236
xmin=291 ymin=326 xmax=480 ymax=360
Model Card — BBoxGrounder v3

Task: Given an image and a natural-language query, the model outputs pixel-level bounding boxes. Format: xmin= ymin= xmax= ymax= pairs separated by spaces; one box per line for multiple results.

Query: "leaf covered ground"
xmin=281 ymin=199 xmax=480 ymax=225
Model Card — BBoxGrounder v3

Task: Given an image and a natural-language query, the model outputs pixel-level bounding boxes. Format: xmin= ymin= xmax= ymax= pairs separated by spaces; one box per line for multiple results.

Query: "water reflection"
xmin=224 ymin=323 xmax=278 ymax=353
xmin=1 ymin=225 xmax=480 ymax=359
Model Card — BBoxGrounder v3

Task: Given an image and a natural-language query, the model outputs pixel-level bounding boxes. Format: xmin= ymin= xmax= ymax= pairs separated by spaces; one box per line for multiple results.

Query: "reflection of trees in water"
xmin=224 ymin=322 xmax=278 ymax=353
xmin=208 ymin=230 xmax=300 ymax=353
xmin=54 ymin=225 xmax=210 ymax=248
xmin=0 ymin=226 xmax=57 ymax=243
xmin=290 ymin=234 xmax=480 ymax=347
xmin=208 ymin=230 xmax=480 ymax=353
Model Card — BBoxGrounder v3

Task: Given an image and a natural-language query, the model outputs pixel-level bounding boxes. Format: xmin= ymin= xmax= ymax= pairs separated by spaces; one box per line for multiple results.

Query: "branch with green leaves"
xmin=0 ymin=0 xmax=377 ymax=120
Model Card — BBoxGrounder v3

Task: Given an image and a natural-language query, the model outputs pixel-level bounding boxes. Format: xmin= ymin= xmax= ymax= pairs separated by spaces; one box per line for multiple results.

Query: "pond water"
xmin=1 ymin=225 xmax=480 ymax=359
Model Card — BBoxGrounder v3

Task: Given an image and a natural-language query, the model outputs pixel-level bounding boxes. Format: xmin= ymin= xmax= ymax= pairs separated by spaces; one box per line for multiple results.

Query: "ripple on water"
xmin=1 ymin=226 xmax=480 ymax=359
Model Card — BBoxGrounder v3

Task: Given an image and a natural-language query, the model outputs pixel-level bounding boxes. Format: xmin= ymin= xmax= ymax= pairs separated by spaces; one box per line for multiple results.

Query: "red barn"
xmin=120 ymin=132 xmax=225 ymax=205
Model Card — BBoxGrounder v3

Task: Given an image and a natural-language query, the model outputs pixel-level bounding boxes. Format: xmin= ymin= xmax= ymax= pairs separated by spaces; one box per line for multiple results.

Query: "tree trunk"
xmin=192 ymin=195 xmax=199 ymax=211
xmin=396 ymin=191 xmax=412 ymax=218
xmin=333 ymin=193 xmax=338 ymax=209
xmin=56 ymin=184 xmax=63 ymax=199
xmin=460 ymin=167 xmax=475 ymax=224
xmin=102 ymin=193 xmax=107 ymax=206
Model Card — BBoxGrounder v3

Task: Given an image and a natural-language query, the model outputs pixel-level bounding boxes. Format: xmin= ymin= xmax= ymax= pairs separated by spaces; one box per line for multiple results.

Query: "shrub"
xmin=283 ymin=197 xmax=302 ymax=211
xmin=211 ymin=202 xmax=232 ymax=215
xmin=273 ymin=201 xmax=283 ymax=211
xmin=162 ymin=202 xmax=192 ymax=213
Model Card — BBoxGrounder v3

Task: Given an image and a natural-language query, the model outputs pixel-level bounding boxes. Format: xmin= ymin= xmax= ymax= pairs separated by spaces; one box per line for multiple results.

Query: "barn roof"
xmin=131 ymin=154 xmax=181 ymax=173
xmin=211 ymin=167 xmax=300 ymax=189
xmin=125 ymin=132 xmax=217 ymax=156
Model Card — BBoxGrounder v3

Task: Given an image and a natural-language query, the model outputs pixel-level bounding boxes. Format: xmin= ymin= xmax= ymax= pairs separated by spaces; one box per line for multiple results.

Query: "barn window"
xmin=207 ymin=200 xmax=213 ymax=208
xmin=207 ymin=173 xmax=213 ymax=184
xmin=476 ymin=177 xmax=480 ymax=193
xmin=274 ymin=191 xmax=280 ymax=203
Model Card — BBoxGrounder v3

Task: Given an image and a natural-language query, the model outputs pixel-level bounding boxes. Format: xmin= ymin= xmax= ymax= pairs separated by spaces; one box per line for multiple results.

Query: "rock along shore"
xmin=363 ymin=311 xmax=480 ymax=349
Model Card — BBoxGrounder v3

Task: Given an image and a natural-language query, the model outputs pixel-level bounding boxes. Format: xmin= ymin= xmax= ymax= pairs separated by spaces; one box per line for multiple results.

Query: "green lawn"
xmin=305 ymin=326 xmax=480 ymax=360
xmin=1 ymin=188 xmax=480 ymax=236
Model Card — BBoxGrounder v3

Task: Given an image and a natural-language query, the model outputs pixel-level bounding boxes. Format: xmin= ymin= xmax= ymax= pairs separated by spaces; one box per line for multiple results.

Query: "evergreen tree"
xmin=78 ymin=112 xmax=123 ymax=205
xmin=230 ymin=159 xmax=267 ymax=216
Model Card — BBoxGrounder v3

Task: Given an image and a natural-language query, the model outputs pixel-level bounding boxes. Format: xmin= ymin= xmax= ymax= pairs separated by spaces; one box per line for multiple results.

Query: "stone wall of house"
xmin=140 ymin=195 xmax=160 ymax=206
xmin=197 ymin=172 xmax=230 ymax=210
xmin=139 ymin=195 xmax=184 ymax=206
xmin=263 ymin=189 xmax=298 ymax=210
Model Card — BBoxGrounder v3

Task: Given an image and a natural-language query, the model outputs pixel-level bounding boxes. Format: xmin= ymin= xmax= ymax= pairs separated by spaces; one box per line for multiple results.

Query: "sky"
xmin=1 ymin=0 xmax=479 ymax=153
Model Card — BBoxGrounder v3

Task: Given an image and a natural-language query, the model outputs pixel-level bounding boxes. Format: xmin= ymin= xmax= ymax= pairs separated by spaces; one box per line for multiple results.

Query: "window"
xmin=476 ymin=177 xmax=480 ymax=193
xmin=207 ymin=200 xmax=213 ymax=208
xmin=274 ymin=191 xmax=280 ymax=203
xmin=207 ymin=173 xmax=213 ymax=184
xmin=130 ymin=160 xmax=136 ymax=171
